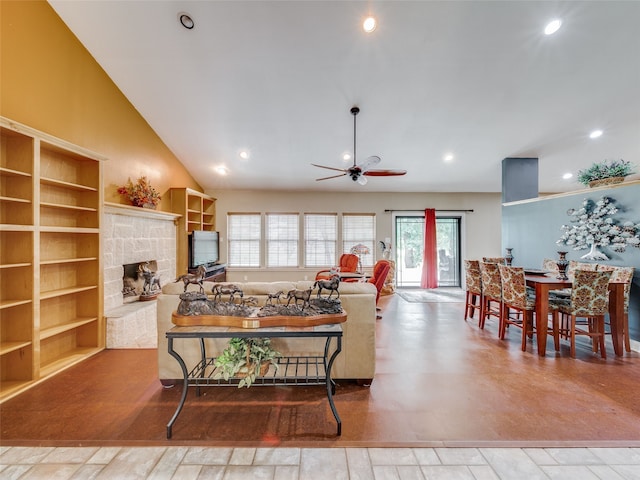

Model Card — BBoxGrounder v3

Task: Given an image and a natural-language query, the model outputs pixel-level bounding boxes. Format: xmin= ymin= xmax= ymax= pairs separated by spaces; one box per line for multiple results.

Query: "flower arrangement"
xmin=117 ymin=176 xmax=161 ymax=208
xmin=577 ymin=159 xmax=635 ymax=186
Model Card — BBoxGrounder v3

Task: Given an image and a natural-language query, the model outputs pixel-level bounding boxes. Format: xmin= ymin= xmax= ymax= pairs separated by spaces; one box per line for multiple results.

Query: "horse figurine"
xmin=286 ymin=287 xmax=312 ymax=309
xmin=266 ymin=291 xmax=283 ymax=305
xmin=174 ymin=264 xmax=206 ymax=293
xmin=212 ymin=283 xmax=244 ymax=304
xmin=313 ymin=274 xmax=340 ymax=299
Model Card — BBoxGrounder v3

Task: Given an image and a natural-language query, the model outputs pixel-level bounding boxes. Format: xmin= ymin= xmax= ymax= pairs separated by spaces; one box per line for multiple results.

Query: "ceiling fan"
xmin=312 ymin=106 xmax=407 ymax=185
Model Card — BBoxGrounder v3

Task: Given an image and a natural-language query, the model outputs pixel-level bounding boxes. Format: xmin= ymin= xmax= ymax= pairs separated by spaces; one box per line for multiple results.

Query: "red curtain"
xmin=420 ymin=208 xmax=438 ymax=289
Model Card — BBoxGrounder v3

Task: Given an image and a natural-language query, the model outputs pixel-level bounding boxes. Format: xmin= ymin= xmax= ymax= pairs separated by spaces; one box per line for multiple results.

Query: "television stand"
xmin=189 ymin=263 xmax=226 ymax=282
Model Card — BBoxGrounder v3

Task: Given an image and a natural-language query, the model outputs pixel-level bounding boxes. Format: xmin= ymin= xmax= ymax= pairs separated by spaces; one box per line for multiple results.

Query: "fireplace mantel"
xmin=104 ymin=202 xmax=181 ymax=223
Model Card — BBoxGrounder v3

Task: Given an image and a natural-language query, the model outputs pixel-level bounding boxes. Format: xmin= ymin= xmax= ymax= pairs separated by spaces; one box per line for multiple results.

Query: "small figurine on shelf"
xmin=117 ymin=176 xmax=161 ymax=208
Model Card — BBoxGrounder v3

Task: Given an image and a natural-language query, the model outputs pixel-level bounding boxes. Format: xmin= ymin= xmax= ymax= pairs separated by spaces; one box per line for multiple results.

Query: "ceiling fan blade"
xmin=357 ymin=155 xmax=381 ymax=173
xmin=311 ymin=163 xmax=347 ymax=173
xmin=363 ymin=169 xmax=407 ymax=177
xmin=316 ymin=172 xmax=347 ymax=181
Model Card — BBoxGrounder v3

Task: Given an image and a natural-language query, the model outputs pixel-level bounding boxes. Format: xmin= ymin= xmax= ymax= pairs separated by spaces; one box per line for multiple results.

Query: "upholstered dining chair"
xmin=498 ymin=265 xmax=551 ymax=352
xmin=478 ymin=261 xmax=502 ymax=330
xmin=550 ymin=269 xmax=612 ymax=358
xmin=315 ymin=253 xmax=359 ymax=281
xmin=464 ymin=260 xmax=482 ymax=322
xmin=542 ymin=258 xmax=559 ymax=275
xmin=482 ymin=257 xmax=506 ymax=265
xmin=595 ymin=265 xmax=635 ymax=352
xmin=566 ymin=260 xmax=597 ymax=280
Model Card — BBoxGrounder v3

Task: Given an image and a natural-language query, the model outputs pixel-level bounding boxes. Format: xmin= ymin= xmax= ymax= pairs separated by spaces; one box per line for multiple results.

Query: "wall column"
xmin=502 ymin=157 xmax=538 ymax=202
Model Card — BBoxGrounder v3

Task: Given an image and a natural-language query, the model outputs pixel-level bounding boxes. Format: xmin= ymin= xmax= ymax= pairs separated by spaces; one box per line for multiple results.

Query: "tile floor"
xmin=2 ymin=446 xmax=640 ymax=479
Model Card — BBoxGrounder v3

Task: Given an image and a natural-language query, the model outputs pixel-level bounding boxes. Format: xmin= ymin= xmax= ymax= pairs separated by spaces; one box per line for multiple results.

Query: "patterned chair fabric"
xmin=482 ymin=257 xmax=506 ymax=265
xmin=497 ymin=265 xmax=543 ymax=351
xmin=499 ymin=265 xmax=535 ymax=311
xmin=551 ymin=269 xmax=612 ymax=358
xmin=595 ymin=265 xmax=635 ymax=352
xmin=542 ymin=258 xmax=560 ymax=274
xmin=464 ymin=260 xmax=482 ymax=321
xmin=464 ymin=260 xmax=482 ymax=295
xmin=567 ymin=260 xmax=597 ymax=281
xmin=478 ymin=261 xmax=502 ymax=329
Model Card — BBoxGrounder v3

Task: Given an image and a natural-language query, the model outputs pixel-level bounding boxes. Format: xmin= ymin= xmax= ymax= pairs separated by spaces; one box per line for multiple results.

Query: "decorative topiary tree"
xmin=556 ymin=196 xmax=640 ymax=260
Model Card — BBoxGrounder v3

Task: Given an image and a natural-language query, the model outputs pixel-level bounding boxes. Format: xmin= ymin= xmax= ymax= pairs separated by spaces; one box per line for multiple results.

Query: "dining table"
xmin=525 ymin=273 xmax=626 ymax=357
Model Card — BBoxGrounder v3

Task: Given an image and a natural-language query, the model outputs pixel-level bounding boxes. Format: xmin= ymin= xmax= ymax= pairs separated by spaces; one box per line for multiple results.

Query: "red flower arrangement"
xmin=117 ymin=176 xmax=161 ymax=208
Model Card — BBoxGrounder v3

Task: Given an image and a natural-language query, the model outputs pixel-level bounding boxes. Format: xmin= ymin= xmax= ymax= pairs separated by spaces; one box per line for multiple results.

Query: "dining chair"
xmin=567 ymin=260 xmax=597 ymax=280
xmin=482 ymin=257 xmax=506 ymax=265
xmin=479 ymin=261 xmax=502 ymax=330
xmin=550 ymin=269 xmax=612 ymax=358
xmin=595 ymin=265 xmax=635 ymax=352
xmin=498 ymin=265 xmax=552 ymax=351
xmin=542 ymin=258 xmax=559 ymax=274
xmin=315 ymin=253 xmax=359 ymax=281
xmin=464 ymin=260 xmax=482 ymax=321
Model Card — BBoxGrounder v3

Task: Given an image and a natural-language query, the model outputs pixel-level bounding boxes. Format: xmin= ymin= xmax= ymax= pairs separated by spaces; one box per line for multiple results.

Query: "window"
xmin=227 ymin=213 xmax=261 ymax=267
xmin=266 ymin=213 xmax=299 ymax=267
xmin=342 ymin=214 xmax=375 ymax=267
xmin=304 ymin=214 xmax=337 ymax=267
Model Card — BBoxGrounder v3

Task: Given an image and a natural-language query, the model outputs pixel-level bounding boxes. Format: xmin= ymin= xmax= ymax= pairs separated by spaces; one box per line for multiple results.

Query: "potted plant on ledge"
xmin=577 ymin=159 xmax=635 ymax=188
xmin=213 ymin=337 xmax=280 ymax=388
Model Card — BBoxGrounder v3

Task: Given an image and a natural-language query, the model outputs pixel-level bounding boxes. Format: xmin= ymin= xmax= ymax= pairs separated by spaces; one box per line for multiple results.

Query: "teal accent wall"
xmin=502 ymin=182 xmax=640 ymax=343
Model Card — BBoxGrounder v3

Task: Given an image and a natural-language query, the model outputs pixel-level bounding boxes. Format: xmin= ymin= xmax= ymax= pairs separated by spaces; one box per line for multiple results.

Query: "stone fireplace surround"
xmin=103 ymin=204 xmax=179 ymax=348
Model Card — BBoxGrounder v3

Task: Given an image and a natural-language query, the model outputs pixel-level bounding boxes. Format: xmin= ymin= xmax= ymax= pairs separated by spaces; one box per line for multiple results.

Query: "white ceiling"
xmin=48 ymin=1 xmax=640 ymax=194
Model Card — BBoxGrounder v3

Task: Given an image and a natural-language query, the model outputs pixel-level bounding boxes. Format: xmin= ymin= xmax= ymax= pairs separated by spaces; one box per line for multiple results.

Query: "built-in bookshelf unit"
xmin=0 ymin=117 xmax=104 ymax=402
xmin=170 ymin=187 xmax=216 ymax=275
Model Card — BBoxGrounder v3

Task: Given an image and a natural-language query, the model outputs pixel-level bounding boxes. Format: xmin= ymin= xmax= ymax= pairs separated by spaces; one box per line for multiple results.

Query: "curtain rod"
xmin=384 ymin=209 xmax=474 ymax=213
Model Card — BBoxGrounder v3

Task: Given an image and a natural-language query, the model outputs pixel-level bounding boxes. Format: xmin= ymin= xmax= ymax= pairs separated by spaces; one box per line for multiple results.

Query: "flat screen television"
xmin=188 ymin=230 xmax=219 ymax=269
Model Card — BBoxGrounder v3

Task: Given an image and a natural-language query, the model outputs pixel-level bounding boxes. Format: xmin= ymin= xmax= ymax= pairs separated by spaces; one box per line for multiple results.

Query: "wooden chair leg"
xmin=520 ymin=310 xmax=529 ymax=351
xmin=464 ymin=292 xmax=471 ymax=320
xmin=570 ymin=315 xmax=577 ymax=358
xmin=624 ymin=313 xmax=631 ymax=352
xmin=597 ymin=316 xmax=607 ymax=359
xmin=552 ymin=312 xmax=560 ymax=351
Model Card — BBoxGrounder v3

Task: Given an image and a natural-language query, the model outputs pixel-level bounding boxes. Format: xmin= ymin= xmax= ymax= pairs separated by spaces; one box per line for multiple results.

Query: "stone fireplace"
xmin=103 ymin=204 xmax=179 ymax=348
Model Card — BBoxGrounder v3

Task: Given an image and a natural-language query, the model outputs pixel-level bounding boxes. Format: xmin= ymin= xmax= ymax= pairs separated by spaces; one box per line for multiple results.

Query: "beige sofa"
xmin=157 ymin=280 xmax=377 ymax=384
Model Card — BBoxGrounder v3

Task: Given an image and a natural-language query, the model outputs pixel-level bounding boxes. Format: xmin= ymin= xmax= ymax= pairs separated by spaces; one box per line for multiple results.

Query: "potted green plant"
xmin=213 ymin=337 xmax=280 ymax=388
xmin=577 ymin=159 xmax=635 ymax=188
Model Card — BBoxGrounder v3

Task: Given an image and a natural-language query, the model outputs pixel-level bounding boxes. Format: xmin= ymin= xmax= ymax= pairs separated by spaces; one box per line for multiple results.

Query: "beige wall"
xmin=0 ymin=0 xmax=201 ymax=209
xmin=212 ymin=189 xmax=502 ymax=282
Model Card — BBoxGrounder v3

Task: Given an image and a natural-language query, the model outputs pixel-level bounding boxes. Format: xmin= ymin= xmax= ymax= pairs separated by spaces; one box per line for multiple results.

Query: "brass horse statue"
xmin=212 ymin=283 xmax=244 ymax=304
xmin=313 ymin=274 xmax=340 ymax=299
xmin=286 ymin=287 xmax=312 ymax=309
xmin=174 ymin=265 xmax=206 ymax=293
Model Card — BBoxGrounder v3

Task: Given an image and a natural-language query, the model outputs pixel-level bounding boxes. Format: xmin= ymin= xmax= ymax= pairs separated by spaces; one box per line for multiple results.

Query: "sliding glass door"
xmin=395 ymin=215 xmax=461 ymax=288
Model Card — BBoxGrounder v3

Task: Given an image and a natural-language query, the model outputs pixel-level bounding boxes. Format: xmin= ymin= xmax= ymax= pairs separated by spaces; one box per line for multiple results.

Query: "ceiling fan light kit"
xmin=312 ymin=106 xmax=407 ymax=185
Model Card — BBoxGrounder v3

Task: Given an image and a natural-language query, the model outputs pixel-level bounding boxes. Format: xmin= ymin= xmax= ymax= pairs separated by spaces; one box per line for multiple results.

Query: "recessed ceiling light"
xmin=239 ymin=150 xmax=250 ymax=160
xmin=214 ymin=166 xmax=228 ymax=176
xmin=343 ymin=153 xmax=352 ymax=161
xmin=544 ymin=19 xmax=562 ymax=35
xmin=562 ymin=172 xmax=573 ymax=180
xmin=589 ymin=129 xmax=603 ymax=139
xmin=363 ymin=16 xmax=377 ymax=33
xmin=178 ymin=13 xmax=194 ymax=30
xmin=444 ymin=153 xmax=454 ymax=162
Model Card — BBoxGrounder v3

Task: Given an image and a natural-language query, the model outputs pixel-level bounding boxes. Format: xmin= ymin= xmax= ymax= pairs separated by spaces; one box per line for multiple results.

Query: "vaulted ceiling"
xmin=49 ymin=1 xmax=640 ymax=193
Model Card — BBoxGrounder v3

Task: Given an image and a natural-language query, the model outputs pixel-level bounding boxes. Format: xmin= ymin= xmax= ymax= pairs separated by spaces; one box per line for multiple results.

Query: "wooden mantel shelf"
xmin=104 ymin=202 xmax=181 ymax=222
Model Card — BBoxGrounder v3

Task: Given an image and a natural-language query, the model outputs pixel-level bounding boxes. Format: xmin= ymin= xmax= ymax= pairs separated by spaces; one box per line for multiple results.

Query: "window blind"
xmin=227 ymin=213 xmax=261 ymax=267
xmin=266 ymin=213 xmax=299 ymax=267
xmin=342 ymin=214 xmax=375 ymax=267
xmin=304 ymin=214 xmax=337 ymax=267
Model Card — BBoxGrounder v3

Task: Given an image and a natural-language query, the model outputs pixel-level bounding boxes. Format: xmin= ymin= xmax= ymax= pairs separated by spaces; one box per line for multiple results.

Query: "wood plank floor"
xmin=2 ymin=292 xmax=640 ymax=448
